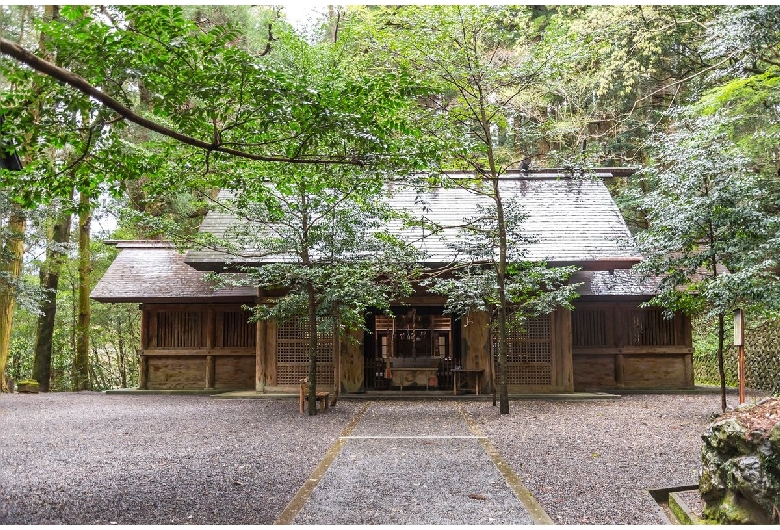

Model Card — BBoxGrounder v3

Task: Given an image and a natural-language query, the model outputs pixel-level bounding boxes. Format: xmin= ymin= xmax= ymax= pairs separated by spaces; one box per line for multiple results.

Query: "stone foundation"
xmin=699 ymin=397 xmax=780 ymax=524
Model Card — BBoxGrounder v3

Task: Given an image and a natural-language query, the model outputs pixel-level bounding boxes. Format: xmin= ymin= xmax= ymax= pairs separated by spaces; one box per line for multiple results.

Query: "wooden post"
xmin=140 ymin=306 xmax=149 ymax=349
xmin=556 ymin=308 xmax=574 ymax=392
xmin=332 ymin=319 xmax=340 ymax=405
xmin=256 ymin=320 xmax=266 ymax=392
xmin=684 ymin=353 xmax=694 ymax=388
xmin=266 ymin=320 xmax=277 ymax=386
xmin=139 ymin=352 xmax=148 ymax=390
xmin=206 ymin=355 xmax=215 ymax=389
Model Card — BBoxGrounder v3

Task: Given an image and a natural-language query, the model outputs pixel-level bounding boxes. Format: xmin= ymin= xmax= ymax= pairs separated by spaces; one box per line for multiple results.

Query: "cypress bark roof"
xmin=183 ymin=172 xmax=642 ymax=271
xmin=90 ymin=241 xmax=256 ymax=303
xmin=570 ymin=270 xmax=661 ymax=298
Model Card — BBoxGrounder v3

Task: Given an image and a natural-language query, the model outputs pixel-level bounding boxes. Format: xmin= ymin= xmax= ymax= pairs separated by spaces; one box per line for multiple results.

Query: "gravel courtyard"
xmin=0 ymin=390 xmax=762 ymax=525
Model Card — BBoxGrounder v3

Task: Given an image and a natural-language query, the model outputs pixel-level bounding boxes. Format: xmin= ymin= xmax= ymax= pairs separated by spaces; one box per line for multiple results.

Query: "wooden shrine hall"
xmin=91 ymin=171 xmax=694 ymax=395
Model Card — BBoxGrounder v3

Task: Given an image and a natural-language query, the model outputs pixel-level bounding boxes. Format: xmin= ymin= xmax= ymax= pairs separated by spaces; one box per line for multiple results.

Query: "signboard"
xmin=734 ymin=309 xmax=744 ymax=346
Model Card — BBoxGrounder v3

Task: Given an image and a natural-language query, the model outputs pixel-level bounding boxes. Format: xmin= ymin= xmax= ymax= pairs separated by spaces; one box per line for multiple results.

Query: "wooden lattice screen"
xmin=157 ymin=311 xmax=202 ymax=348
xmin=572 ymin=309 xmax=607 ymax=347
xmin=626 ymin=309 xmax=676 ymax=346
xmin=276 ymin=319 xmax=334 ymax=385
xmin=222 ymin=311 xmax=256 ymax=348
xmin=695 ymin=318 xmax=780 ymax=392
xmin=494 ymin=313 xmax=553 ymax=386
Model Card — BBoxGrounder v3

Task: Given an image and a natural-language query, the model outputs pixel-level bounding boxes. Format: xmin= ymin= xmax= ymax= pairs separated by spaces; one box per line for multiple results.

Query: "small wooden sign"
xmin=734 ymin=309 xmax=744 ymax=346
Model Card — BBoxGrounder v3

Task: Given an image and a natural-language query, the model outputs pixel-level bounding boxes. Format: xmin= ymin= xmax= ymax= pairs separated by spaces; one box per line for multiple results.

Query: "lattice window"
xmin=276 ymin=318 xmax=334 ymax=385
xmin=626 ymin=309 xmax=675 ymax=346
xmin=157 ymin=311 xmax=202 ymax=348
xmin=493 ymin=313 xmax=552 ymax=386
xmin=572 ymin=309 xmax=607 ymax=347
xmin=222 ymin=311 xmax=256 ymax=348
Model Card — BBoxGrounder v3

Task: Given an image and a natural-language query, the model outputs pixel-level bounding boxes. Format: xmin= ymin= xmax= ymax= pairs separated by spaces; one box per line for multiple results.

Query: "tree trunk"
xmin=480 ymin=98 xmax=509 ymax=414
xmin=0 ymin=211 xmax=25 ymax=392
xmin=494 ymin=181 xmax=509 ymax=415
xmin=307 ymin=280 xmax=318 ymax=416
xmin=32 ymin=197 xmax=72 ymax=391
xmin=73 ymin=190 xmax=91 ymax=391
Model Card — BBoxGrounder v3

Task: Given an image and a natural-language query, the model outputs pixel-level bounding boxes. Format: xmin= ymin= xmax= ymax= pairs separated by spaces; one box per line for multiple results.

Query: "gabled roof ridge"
xmin=103 ymin=240 xmax=174 ymax=248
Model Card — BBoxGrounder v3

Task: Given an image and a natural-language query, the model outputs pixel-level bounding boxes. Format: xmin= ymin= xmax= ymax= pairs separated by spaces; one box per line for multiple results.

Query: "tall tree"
xmin=72 ymin=189 xmax=90 ymax=390
xmin=32 ymin=192 xmax=72 ymax=391
xmin=362 ymin=5 xmax=579 ymax=413
xmin=195 ymin=24 xmax=426 ymax=415
xmin=0 ymin=173 xmax=24 ymax=393
xmin=636 ymin=112 xmax=780 ymax=411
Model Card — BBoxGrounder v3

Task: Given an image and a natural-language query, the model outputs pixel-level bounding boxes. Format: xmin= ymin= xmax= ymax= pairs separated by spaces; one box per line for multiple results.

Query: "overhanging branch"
xmin=0 ymin=37 xmax=362 ymax=166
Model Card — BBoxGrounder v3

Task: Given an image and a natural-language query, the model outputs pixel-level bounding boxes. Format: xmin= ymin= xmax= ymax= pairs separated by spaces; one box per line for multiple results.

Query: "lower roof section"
xmin=92 ymin=241 xmax=657 ymax=304
xmin=90 ymin=241 xmax=256 ymax=303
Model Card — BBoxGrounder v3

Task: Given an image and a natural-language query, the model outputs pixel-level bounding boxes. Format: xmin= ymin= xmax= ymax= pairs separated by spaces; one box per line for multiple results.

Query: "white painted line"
xmin=339 ymin=435 xmax=487 ymax=439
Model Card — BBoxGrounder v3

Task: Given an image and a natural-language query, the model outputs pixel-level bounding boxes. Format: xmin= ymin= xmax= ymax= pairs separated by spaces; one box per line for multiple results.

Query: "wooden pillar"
xmin=615 ymin=353 xmax=625 ymax=388
xmin=256 ymin=320 xmax=266 ymax=392
xmin=340 ymin=328 xmax=364 ymax=393
xmin=206 ymin=355 xmax=215 ymax=389
xmin=139 ymin=352 xmax=148 ymax=390
xmin=266 ymin=320 xmax=277 ymax=386
xmin=555 ymin=308 xmax=574 ymax=391
xmin=140 ymin=305 xmax=149 ymax=349
xmin=462 ymin=310 xmax=491 ymax=392
xmin=684 ymin=353 xmax=694 ymax=388
xmin=333 ymin=322 xmax=340 ymax=397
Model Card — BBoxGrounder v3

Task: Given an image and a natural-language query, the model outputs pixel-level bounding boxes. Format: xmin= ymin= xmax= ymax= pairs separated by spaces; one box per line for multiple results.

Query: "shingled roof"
xmin=570 ymin=269 xmax=661 ymax=298
xmin=184 ymin=171 xmax=642 ymax=271
xmin=90 ymin=241 xmax=256 ymax=303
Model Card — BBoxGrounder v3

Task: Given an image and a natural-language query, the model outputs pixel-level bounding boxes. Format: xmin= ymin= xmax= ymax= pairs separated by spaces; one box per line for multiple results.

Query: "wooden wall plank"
xmin=572 ymin=346 xmax=693 ymax=355
xmin=623 ymin=355 xmax=687 ymax=388
xmin=573 ymin=354 xmax=616 ymax=390
xmin=147 ymin=357 xmax=206 ymax=389
xmin=149 ymin=310 xmax=158 ymax=349
xmin=139 ymin=349 xmax=254 ymax=356
xmin=209 ymin=309 xmax=217 ymax=349
xmin=214 ymin=356 xmax=254 ymax=390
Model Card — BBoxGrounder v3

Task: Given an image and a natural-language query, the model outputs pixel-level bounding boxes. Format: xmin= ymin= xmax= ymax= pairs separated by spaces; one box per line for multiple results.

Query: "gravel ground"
xmin=294 ymin=401 xmax=533 ymax=525
xmin=0 ymin=390 xmax=765 ymax=525
xmin=462 ymin=391 xmax=767 ymax=525
xmin=0 ymin=392 xmax=358 ymax=524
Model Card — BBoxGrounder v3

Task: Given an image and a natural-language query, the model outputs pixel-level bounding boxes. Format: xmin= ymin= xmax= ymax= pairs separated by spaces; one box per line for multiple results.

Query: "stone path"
xmin=279 ymin=401 xmax=546 ymax=525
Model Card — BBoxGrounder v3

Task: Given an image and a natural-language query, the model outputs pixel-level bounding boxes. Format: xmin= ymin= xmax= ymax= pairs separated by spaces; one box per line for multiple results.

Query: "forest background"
xmin=1 ymin=5 xmax=779 ymax=394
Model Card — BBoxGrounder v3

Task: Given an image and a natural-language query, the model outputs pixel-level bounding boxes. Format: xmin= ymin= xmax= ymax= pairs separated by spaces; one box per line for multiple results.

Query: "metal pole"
xmin=738 ymin=344 xmax=745 ymax=404
xmin=734 ymin=309 xmax=745 ymax=405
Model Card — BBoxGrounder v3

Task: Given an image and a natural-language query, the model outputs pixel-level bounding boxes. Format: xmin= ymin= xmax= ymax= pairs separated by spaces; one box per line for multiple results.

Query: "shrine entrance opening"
xmin=363 ymin=308 xmax=459 ymax=391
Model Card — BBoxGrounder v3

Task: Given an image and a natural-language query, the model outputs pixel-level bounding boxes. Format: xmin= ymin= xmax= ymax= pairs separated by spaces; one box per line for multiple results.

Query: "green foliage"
xmin=7 ymin=238 xmax=139 ymax=391
xmin=422 ymin=194 xmax=580 ymax=320
xmin=208 ymin=164 xmax=422 ymax=333
xmin=635 ymin=110 xmax=780 ymax=317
